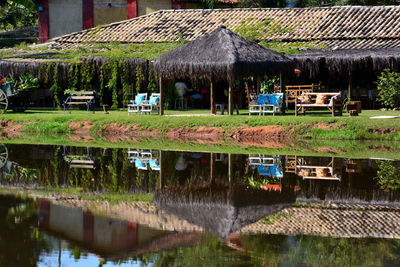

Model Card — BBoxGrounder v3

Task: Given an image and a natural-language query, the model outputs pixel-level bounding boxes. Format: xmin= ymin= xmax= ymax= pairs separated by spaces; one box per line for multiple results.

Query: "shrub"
xmin=374 ymin=161 xmax=400 ymax=190
xmin=376 ymin=71 xmax=400 ymax=108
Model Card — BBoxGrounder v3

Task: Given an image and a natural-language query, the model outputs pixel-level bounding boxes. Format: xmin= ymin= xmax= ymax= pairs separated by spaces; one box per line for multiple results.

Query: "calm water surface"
xmin=1 ymin=143 xmax=400 ymax=266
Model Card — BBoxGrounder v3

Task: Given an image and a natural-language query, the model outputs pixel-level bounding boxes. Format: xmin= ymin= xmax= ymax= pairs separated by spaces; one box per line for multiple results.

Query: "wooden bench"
xmin=63 ymin=91 xmax=96 ymax=114
xmin=295 ymin=92 xmax=342 ymax=117
xmin=275 ymin=84 xmax=325 ymax=108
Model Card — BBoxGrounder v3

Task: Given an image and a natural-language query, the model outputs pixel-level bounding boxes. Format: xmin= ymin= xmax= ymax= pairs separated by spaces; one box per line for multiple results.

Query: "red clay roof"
xmin=53 ymin=6 xmax=400 ymax=50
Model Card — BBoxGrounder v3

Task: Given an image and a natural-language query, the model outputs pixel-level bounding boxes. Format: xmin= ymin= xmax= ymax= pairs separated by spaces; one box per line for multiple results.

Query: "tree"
xmin=376 ymin=71 xmax=400 ymax=108
xmin=0 ymin=1 xmax=37 ymax=31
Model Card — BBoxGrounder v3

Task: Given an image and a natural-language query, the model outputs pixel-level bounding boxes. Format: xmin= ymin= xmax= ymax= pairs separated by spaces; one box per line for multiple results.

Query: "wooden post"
xmin=159 ymin=77 xmax=164 ymax=115
xmin=159 ymin=150 xmax=165 ymax=189
xmin=210 ymin=152 xmax=215 ymax=184
xmin=280 ymin=71 xmax=286 ymax=115
xmin=210 ymin=79 xmax=216 ymax=115
xmin=228 ymin=153 xmax=232 ymax=183
xmin=228 ymin=82 xmax=233 ymax=115
xmin=256 ymin=76 xmax=261 ymax=94
xmin=348 ymin=70 xmax=352 ymax=101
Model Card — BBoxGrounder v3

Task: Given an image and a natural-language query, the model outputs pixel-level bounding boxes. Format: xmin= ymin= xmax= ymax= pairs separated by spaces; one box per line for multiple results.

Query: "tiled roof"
xmin=53 ymin=6 xmax=400 ymax=50
xmin=242 ymin=205 xmax=400 ymax=239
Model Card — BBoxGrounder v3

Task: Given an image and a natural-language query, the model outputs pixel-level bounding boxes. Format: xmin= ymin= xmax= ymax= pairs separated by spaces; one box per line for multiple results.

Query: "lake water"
xmin=1 ymin=143 xmax=400 ymax=266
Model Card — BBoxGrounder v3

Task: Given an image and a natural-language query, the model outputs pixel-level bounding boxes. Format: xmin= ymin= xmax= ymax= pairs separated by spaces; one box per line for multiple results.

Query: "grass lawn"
xmin=1 ymin=109 xmax=400 ymax=140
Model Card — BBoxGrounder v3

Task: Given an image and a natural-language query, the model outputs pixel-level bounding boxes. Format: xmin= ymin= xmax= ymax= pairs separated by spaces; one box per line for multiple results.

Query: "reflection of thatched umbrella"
xmin=154 ymin=185 xmax=296 ymax=239
xmin=152 ymin=25 xmax=293 ymax=115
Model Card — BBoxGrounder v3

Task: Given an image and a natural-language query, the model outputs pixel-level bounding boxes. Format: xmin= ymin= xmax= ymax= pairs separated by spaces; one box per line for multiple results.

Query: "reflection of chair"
xmin=215 ymin=153 xmax=225 ymax=162
xmin=63 ymin=146 xmax=95 ymax=169
xmin=295 ymin=157 xmax=341 ymax=181
xmin=249 ymin=155 xmax=283 ymax=178
xmin=135 ymin=158 xmax=148 ymax=170
xmin=258 ymin=165 xmax=283 ymax=177
xmin=128 ymin=149 xmax=160 ymax=171
xmin=149 ymin=159 xmax=160 ymax=171
xmin=346 ymin=159 xmax=362 ymax=173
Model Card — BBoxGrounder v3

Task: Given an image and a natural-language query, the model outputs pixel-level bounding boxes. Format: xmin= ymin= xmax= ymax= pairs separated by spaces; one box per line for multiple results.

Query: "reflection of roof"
xmin=53 ymin=6 xmax=400 ymax=50
xmin=241 ymin=205 xmax=400 ymax=239
xmin=154 ymin=185 xmax=296 ymax=239
xmin=107 ymin=232 xmax=203 ymax=261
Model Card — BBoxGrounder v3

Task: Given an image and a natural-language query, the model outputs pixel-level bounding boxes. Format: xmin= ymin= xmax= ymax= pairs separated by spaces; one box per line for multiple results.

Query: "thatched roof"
xmin=291 ymin=47 xmax=400 ymax=79
xmin=152 ymin=26 xmax=293 ymax=80
xmin=53 ymin=6 xmax=400 ymax=50
xmin=154 ymin=185 xmax=296 ymax=239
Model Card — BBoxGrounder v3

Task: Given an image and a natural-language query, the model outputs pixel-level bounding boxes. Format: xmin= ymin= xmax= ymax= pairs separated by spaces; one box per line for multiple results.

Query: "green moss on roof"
xmin=0 ymin=39 xmax=323 ymax=63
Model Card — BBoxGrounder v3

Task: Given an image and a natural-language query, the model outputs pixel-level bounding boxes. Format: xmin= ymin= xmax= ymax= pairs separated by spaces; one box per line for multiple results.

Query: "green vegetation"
xmin=0 ymin=42 xmax=184 ymax=61
xmin=376 ymin=71 xmax=400 ymax=108
xmin=1 ymin=109 xmax=399 ymax=140
xmin=374 ymin=161 xmax=400 ymax=190
xmin=2 ymin=132 xmax=400 ymax=160
xmin=261 ymin=212 xmax=294 ymax=225
xmin=1 ymin=187 xmax=153 ymax=204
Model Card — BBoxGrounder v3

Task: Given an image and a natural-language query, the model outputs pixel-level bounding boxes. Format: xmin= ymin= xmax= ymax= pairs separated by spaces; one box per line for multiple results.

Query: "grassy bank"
xmin=1 ymin=109 xmax=400 ymax=140
xmin=2 ymin=133 xmax=400 ymax=160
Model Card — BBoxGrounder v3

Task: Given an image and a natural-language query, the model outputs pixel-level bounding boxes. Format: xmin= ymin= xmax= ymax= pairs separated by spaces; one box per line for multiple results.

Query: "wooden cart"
xmin=0 ymin=82 xmax=31 ymax=113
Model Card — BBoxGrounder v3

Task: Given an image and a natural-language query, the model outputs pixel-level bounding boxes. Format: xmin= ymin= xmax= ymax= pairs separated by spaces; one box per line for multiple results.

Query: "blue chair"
xmin=128 ymin=93 xmax=147 ymax=115
xmin=141 ymin=93 xmax=160 ymax=115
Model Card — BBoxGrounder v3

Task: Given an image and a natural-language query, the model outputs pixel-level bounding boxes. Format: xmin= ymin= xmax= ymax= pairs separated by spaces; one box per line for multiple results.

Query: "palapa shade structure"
xmin=152 ymin=25 xmax=294 ymax=115
xmin=291 ymin=48 xmax=400 ymax=99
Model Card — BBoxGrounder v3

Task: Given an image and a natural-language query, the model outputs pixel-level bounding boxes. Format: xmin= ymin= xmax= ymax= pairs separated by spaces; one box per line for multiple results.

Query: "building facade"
xmin=36 ymin=0 xmax=236 ymax=42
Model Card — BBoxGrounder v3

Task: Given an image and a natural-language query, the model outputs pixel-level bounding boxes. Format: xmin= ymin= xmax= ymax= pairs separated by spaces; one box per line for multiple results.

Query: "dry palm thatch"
xmin=152 ymin=25 xmax=294 ymax=81
xmin=154 ymin=184 xmax=296 ymax=239
xmin=291 ymin=47 xmax=400 ymax=79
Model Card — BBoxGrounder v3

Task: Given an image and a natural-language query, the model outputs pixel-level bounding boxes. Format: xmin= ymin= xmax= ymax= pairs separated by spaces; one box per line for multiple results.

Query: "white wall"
xmin=49 ymin=0 xmax=82 ymax=38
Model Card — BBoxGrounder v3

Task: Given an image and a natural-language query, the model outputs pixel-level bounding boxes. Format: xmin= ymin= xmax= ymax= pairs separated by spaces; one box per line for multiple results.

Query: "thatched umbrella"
xmin=152 ymin=25 xmax=294 ymax=115
xmin=154 ymin=185 xmax=296 ymax=239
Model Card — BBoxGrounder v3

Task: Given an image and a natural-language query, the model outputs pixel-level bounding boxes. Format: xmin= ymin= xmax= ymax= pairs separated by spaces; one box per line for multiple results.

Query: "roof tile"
xmin=53 ymin=6 xmax=400 ymax=50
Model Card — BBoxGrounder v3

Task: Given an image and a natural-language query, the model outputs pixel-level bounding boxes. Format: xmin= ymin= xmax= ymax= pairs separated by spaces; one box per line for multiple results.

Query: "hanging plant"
xmin=50 ymin=63 xmax=62 ymax=109
xmin=108 ymin=60 xmax=119 ymax=109
xmin=72 ymin=63 xmax=81 ymax=89
xmin=147 ymin=67 xmax=159 ymax=93
xmin=119 ymin=60 xmax=132 ymax=106
xmin=135 ymin=65 xmax=144 ymax=94
xmin=44 ymin=63 xmax=52 ymax=86
xmin=38 ymin=63 xmax=47 ymax=85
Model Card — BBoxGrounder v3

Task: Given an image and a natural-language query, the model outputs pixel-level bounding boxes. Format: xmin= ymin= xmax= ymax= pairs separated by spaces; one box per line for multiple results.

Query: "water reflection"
xmin=2 ymin=144 xmax=399 ymax=204
xmin=1 ymin=142 xmax=400 ymax=266
xmin=2 ymin=193 xmax=400 ymax=266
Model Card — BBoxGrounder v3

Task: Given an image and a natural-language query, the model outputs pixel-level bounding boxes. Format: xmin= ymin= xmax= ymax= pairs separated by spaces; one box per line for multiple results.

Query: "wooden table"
xmin=346 ymin=101 xmax=362 ymax=116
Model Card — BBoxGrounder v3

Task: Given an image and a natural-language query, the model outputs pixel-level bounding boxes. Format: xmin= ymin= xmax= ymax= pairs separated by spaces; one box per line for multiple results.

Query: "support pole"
xmin=228 ymin=82 xmax=233 ymax=115
xmin=228 ymin=153 xmax=232 ymax=183
xmin=280 ymin=71 xmax=286 ymax=115
xmin=159 ymin=77 xmax=164 ymax=115
xmin=256 ymin=76 xmax=261 ymax=95
xmin=210 ymin=79 xmax=216 ymax=115
xmin=210 ymin=152 xmax=215 ymax=184
xmin=348 ymin=70 xmax=352 ymax=101
xmin=159 ymin=150 xmax=165 ymax=189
